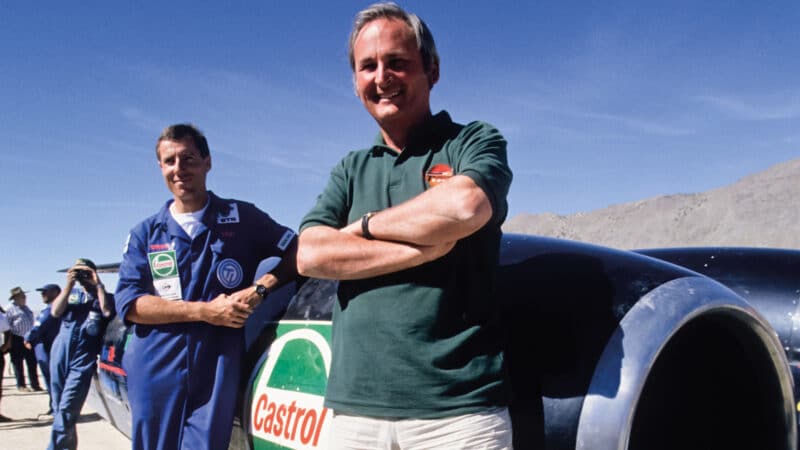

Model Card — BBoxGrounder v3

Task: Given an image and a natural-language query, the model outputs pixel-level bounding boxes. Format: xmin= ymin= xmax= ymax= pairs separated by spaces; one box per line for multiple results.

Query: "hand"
xmin=68 ymin=264 xmax=99 ymax=287
xmin=90 ymin=269 xmax=101 ymax=287
xmin=340 ymin=220 xmax=362 ymax=236
xmin=0 ymin=342 xmax=10 ymax=353
xmin=24 ymin=341 xmax=32 ymax=350
xmin=203 ymin=293 xmax=254 ymax=328
xmin=228 ymin=286 xmax=262 ymax=308
xmin=66 ymin=268 xmax=79 ymax=285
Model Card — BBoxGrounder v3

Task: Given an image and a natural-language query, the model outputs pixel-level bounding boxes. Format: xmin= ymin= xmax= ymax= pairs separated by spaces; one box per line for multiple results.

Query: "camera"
xmin=75 ymin=270 xmax=91 ymax=280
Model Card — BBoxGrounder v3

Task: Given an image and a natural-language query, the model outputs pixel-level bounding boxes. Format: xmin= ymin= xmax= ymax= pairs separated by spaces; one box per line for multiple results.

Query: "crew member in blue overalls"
xmin=49 ymin=258 xmax=115 ymax=450
xmin=115 ymin=123 xmax=297 ymax=450
xmin=25 ymin=283 xmax=62 ymax=416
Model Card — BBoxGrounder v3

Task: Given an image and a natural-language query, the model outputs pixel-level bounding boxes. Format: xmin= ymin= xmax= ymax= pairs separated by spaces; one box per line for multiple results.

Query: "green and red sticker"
xmin=250 ymin=322 xmax=332 ymax=449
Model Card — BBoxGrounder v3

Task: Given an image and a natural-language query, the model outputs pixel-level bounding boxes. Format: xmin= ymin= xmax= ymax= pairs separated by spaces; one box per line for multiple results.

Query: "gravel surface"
xmin=0 ymin=365 xmax=130 ymax=450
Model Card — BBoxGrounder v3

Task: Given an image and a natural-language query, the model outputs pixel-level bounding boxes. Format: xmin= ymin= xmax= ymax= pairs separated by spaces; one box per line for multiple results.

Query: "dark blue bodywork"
xmin=87 ymin=235 xmax=800 ymax=450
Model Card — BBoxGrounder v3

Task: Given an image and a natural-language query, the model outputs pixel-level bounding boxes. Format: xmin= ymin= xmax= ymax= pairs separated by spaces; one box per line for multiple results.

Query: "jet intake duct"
xmin=499 ymin=244 xmax=796 ymax=450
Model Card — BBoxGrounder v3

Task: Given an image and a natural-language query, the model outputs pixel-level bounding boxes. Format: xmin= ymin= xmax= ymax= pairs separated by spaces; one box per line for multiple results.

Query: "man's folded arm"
xmin=297 ymin=225 xmax=454 ymax=280
xmin=354 ymin=175 xmax=493 ymax=246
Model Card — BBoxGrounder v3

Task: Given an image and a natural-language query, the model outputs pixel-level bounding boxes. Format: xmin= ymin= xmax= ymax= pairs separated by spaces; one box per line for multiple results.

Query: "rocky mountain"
xmin=503 ymin=158 xmax=800 ymax=249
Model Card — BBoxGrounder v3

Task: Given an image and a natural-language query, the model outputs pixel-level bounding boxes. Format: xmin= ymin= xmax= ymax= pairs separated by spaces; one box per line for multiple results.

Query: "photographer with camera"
xmin=48 ymin=258 xmax=115 ymax=450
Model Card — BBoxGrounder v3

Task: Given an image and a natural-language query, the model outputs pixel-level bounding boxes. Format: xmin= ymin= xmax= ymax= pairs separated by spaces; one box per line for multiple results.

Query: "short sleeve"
xmin=247 ymin=203 xmax=297 ymax=257
xmin=300 ymin=156 xmax=351 ymax=232
xmin=454 ymin=121 xmax=513 ymax=224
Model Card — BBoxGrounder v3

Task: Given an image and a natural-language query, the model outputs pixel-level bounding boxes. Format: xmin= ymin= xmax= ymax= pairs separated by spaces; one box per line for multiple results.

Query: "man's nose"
xmin=375 ymin=64 xmax=393 ymax=87
xmin=175 ymin=158 xmax=189 ymax=171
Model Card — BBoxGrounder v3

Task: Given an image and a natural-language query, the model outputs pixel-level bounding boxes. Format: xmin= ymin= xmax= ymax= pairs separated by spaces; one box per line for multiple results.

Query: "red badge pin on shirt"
xmin=425 ymin=163 xmax=453 ymax=187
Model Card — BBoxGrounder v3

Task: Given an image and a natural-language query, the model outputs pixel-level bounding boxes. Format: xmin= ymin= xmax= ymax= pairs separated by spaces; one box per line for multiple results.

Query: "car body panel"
xmin=86 ymin=234 xmax=800 ymax=449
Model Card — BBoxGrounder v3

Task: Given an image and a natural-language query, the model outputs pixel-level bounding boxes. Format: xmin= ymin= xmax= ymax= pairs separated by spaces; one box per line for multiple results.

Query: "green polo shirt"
xmin=300 ymin=111 xmax=513 ymax=418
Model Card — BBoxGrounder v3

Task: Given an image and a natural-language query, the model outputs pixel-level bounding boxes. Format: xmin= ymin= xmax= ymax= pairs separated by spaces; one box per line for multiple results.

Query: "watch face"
xmin=256 ymin=284 xmax=268 ymax=297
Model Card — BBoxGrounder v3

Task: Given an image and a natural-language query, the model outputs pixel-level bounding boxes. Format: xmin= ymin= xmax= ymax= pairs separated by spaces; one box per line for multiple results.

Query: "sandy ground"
xmin=0 ymin=361 xmax=130 ymax=450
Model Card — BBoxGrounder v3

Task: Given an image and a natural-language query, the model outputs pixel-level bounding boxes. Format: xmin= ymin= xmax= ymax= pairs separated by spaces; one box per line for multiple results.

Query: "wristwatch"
xmin=361 ymin=211 xmax=377 ymax=240
xmin=254 ymin=283 xmax=269 ymax=299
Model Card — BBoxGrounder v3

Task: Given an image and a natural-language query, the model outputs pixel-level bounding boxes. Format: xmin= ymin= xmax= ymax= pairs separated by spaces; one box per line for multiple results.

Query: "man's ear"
xmin=427 ymin=62 xmax=440 ymax=89
xmin=205 ymin=155 xmax=212 ymax=173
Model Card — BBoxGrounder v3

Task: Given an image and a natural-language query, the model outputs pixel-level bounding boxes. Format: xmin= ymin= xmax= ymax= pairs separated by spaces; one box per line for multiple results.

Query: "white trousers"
xmin=328 ymin=407 xmax=513 ymax=450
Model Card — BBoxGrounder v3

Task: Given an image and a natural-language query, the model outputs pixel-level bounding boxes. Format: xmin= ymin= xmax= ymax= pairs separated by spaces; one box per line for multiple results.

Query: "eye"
xmin=387 ymin=58 xmax=406 ymax=71
xmin=387 ymin=58 xmax=409 ymax=72
xmin=358 ymin=61 xmax=377 ymax=72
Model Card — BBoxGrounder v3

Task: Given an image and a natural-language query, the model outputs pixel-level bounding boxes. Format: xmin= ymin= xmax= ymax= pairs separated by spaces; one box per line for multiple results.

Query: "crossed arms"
xmin=297 ymin=175 xmax=492 ymax=280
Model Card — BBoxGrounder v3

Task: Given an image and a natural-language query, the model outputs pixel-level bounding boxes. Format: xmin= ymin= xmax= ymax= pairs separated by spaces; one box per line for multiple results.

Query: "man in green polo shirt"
xmin=297 ymin=3 xmax=513 ymax=448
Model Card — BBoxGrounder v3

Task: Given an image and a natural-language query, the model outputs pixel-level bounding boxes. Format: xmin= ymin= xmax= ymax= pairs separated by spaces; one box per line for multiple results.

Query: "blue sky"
xmin=2 ymin=1 xmax=798 ymax=311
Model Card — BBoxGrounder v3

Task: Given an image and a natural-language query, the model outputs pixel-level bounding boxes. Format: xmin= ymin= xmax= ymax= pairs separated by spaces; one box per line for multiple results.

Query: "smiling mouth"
xmin=377 ymin=89 xmax=401 ymax=101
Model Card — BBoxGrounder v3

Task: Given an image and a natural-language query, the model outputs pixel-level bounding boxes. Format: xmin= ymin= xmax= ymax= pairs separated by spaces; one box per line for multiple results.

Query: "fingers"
xmin=228 ymin=300 xmax=253 ymax=320
xmin=340 ymin=221 xmax=362 ymax=236
xmin=67 ymin=265 xmax=99 ymax=284
xmin=229 ymin=287 xmax=264 ymax=308
xmin=224 ymin=306 xmax=250 ymax=328
xmin=228 ymin=288 xmax=252 ymax=304
xmin=208 ymin=294 xmax=254 ymax=328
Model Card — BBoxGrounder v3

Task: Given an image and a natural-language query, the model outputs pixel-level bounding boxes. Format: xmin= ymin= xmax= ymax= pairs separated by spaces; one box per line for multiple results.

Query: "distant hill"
xmin=503 ymin=158 xmax=800 ymax=249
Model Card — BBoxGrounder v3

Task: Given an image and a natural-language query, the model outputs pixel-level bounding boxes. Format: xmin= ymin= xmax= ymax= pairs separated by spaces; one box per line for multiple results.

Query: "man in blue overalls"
xmin=49 ymin=258 xmax=115 ymax=450
xmin=25 ymin=283 xmax=62 ymax=416
xmin=115 ymin=124 xmax=297 ymax=450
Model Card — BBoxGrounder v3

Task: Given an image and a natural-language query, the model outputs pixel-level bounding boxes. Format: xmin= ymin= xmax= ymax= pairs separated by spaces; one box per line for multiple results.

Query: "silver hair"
xmin=347 ymin=2 xmax=439 ymax=73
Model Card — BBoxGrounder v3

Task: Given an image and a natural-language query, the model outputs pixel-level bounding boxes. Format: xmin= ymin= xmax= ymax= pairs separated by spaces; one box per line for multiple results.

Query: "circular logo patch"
xmin=151 ymin=253 xmax=177 ymax=277
xmin=217 ymin=258 xmax=244 ymax=289
xmin=425 ymin=163 xmax=454 ymax=187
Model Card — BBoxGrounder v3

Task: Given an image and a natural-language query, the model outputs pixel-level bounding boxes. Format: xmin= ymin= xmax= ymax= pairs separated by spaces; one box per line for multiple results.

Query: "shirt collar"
xmin=369 ymin=110 xmax=453 ymax=156
xmin=156 ymin=191 xmax=219 ymax=237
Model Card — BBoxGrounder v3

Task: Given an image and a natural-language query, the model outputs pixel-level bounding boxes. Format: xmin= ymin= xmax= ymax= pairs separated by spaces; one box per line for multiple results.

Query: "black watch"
xmin=254 ymin=283 xmax=269 ymax=299
xmin=361 ymin=211 xmax=377 ymax=240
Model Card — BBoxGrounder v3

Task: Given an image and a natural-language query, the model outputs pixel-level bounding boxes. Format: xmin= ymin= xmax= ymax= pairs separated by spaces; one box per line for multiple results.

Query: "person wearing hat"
xmin=6 ymin=286 xmax=43 ymax=392
xmin=48 ymin=258 xmax=114 ymax=450
xmin=25 ymin=283 xmax=62 ymax=416
xmin=115 ymin=124 xmax=298 ymax=450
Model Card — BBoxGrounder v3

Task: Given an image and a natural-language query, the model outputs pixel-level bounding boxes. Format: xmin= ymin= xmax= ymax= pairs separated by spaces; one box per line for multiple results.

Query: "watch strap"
xmin=361 ymin=211 xmax=377 ymax=240
xmin=254 ymin=283 xmax=269 ymax=299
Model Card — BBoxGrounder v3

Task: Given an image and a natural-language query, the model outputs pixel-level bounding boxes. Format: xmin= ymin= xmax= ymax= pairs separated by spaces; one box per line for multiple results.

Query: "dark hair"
xmin=155 ymin=124 xmax=210 ymax=159
xmin=348 ymin=2 xmax=439 ymax=74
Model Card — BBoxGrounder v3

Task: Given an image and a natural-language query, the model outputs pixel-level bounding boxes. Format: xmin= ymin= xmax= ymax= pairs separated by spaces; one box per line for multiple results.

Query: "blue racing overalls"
xmin=115 ymin=192 xmax=295 ymax=450
xmin=48 ymin=287 xmax=112 ymax=450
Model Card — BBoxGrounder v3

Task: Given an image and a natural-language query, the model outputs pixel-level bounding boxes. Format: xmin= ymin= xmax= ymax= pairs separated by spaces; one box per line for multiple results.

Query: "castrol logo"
xmin=250 ymin=327 xmax=332 ymax=449
xmin=152 ymin=258 xmax=174 ymax=271
xmin=148 ymin=250 xmax=178 ymax=278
